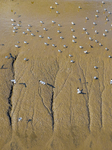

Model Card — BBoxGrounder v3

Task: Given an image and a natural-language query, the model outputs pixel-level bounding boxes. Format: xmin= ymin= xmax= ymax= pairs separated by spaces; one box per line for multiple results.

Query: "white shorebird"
xmin=77 ymin=87 xmax=82 ymax=94
xmin=69 ymin=54 xmax=72 ymax=57
xmin=105 ymin=29 xmax=108 ymax=33
xmin=103 ymin=33 xmax=106 ymax=37
xmin=58 ymin=24 xmax=61 ymax=27
xmin=13 ymin=30 xmax=16 ymax=33
xmin=11 ymin=79 xmax=16 ymax=84
xmin=40 ymin=21 xmax=43 ymax=24
xmin=24 ymin=41 xmax=27 ymax=44
xmin=102 ymin=1 xmax=105 ymax=4
xmin=18 ymin=117 xmax=22 ymax=122
xmin=52 ymin=20 xmax=55 ymax=24
xmin=105 ymin=48 xmax=108 ymax=50
xmin=95 ymin=40 xmax=98 ymax=43
xmin=43 ymin=28 xmax=46 ymax=31
xmin=78 ymin=6 xmax=81 ymax=9
xmin=108 ymin=55 xmax=112 ymax=58
xmin=71 ymin=22 xmax=75 ymax=25
xmin=52 ymin=44 xmax=55 ymax=47
xmin=95 ymin=15 xmax=98 ymax=18
xmin=13 ymin=27 xmax=17 ymax=30
xmin=94 ymin=66 xmax=98 ymax=69
xmin=99 ymin=43 xmax=102 ymax=46
xmin=31 ymin=33 xmax=34 ymax=36
xmin=83 ymin=28 xmax=86 ymax=31
xmin=79 ymin=46 xmax=83 ymax=49
xmin=44 ymin=42 xmax=48 ymax=46
xmin=104 ymin=8 xmax=107 ymax=11
xmin=58 ymin=50 xmax=62 ymax=53
xmin=57 ymin=30 xmax=60 ymax=33
xmin=27 ymin=28 xmax=30 ymax=32
xmin=94 ymin=76 xmax=97 ymax=80
xmin=63 ymin=45 xmax=66 ymax=48
xmin=110 ymin=79 xmax=112 ymax=84
xmin=55 ymin=2 xmax=58 ymax=5
xmin=73 ymin=35 xmax=76 ymax=39
xmin=17 ymin=24 xmax=20 ymax=27
xmin=50 ymin=6 xmax=53 ymax=9
xmin=72 ymin=39 xmax=75 ymax=43
xmin=39 ymin=80 xmax=46 ymax=85
xmin=56 ymin=11 xmax=59 ymax=14
xmin=96 ymin=10 xmax=99 ymax=13
xmin=22 ymin=31 xmax=26 ymax=35
xmin=15 ymin=45 xmax=19 ymax=48
xmin=89 ymin=37 xmax=92 ymax=41
xmin=39 ymin=35 xmax=42 ymax=38
xmin=94 ymin=29 xmax=98 ymax=34
xmin=71 ymin=29 xmax=74 ymax=32
xmin=60 ymin=36 xmax=63 ymax=39
xmin=86 ymin=32 xmax=89 ymax=35
xmin=28 ymin=24 xmax=31 ymax=27
xmin=85 ymin=17 xmax=89 ymax=20
xmin=47 ymin=37 xmax=51 ymax=40
xmin=70 ymin=60 xmax=74 ymax=63
xmin=93 ymin=22 xmax=96 ymax=25
xmin=84 ymin=50 xmax=88 ymax=54
xmin=11 ymin=19 xmax=15 ymax=22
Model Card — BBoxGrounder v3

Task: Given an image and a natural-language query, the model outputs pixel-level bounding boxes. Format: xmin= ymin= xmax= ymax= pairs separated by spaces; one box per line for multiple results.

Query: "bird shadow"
xmin=47 ymin=83 xmax=55 ymax=88
xmin=19 ymin=83 xmax=27 ymax=87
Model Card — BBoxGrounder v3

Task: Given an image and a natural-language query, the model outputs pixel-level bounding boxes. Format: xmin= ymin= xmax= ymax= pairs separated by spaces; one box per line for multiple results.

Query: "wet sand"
xmin=0 ymin=0 xmax=112 ymax=150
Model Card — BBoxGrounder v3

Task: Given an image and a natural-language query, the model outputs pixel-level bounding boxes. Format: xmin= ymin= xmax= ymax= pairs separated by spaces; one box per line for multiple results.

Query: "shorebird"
xmin=70 ymin=60 xmax=74 ymax=63
xmin=79 ymin=46 xmax=83 ymax=49
xmin=47 ymin=37 xmax=51 ymax=40
xmin=28 ymin=24 xmax=32 ymax=27
xmin=22 ymin=31 xmax=26 ymax=35
xmin=50 ymin=6 xmax=53 ymax=9
xmin=105 ymin=29 xmax=108 ymax=33
xmin=39 ymin=35 xmax=42 ymax=38
xmin=52 ymin=20 xmax=55 ymax=24
xmin=108 ymin=55 xmax=112 ymax=58
xmin=11 ymin=19 xmax=15 ymax=22
xmin=94 ymin=76 xmax=97 ymax=80
xmin=94 ymin=66 xmax=98 ymax=69
xmin=83 ymin=28 xmax=86 ymax=31
xmin=55 ymin=2 xmax=58 ymax=5
xmin=15 ymin=45 xmax=19 ymax=48
xmin=103 ymin=33 xmax=106 ymax=37
xmin=84 ymin=50 xmax=88 ymax=54
xmin=69 ymin=54 xmax=72 ymax=57
xmin=110 ymin=79 xmax=112 ymax=84
xmin=18 ymin=117 xmax=22 ymax=122
xmin=105 ymin=48 xmax=108 ymax=50
xmin=24 ymin=41 xmax=27 ymax=44
xmin=71 ymin=22 xmax=75 ymax=25
xmin=56 ymin=11 xmax=59 ymax=14
xmin=73 ymin=35 xmax=76 ymax=39
xmin=31 ymin=33 xmax=34 ymax=36
xmin=27 ymin=29 xmax=30 ymax=32
xmin=39 ymin=80 xmax=46 ymax=85
xmin=89 ymin=37 xmax=92 ymax=41
xmin=58 ymin=50 xmax=61 ymax=53
xmin=11 ymin=79 xmax=16 ymax=84
xmin=77 ymin=87 xmax=82 ymax=94
xmin=72 ymin=39 xmax=75 ymax=43
xmin=40 ymin=21 xmax=44 ymax=24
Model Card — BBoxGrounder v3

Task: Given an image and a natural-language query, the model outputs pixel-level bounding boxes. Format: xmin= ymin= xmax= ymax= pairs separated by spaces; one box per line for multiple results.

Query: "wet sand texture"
xmin=0 ymin=0 xmax=112 ymax=150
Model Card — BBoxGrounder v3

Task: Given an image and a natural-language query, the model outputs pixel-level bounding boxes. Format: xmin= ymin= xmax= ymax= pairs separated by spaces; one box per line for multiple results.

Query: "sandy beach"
xmin=0 ymin=0 xmax=112 ymax=149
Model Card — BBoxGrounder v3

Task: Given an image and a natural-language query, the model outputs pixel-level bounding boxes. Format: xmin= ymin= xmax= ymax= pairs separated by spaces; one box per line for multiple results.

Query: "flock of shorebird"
xmin=4 ymin=0 xmax=112 ymax=111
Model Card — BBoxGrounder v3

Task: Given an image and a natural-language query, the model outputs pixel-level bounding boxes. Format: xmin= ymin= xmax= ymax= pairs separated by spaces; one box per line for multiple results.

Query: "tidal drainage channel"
xmin=7 ymin=54 xmax=18 ymax=126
